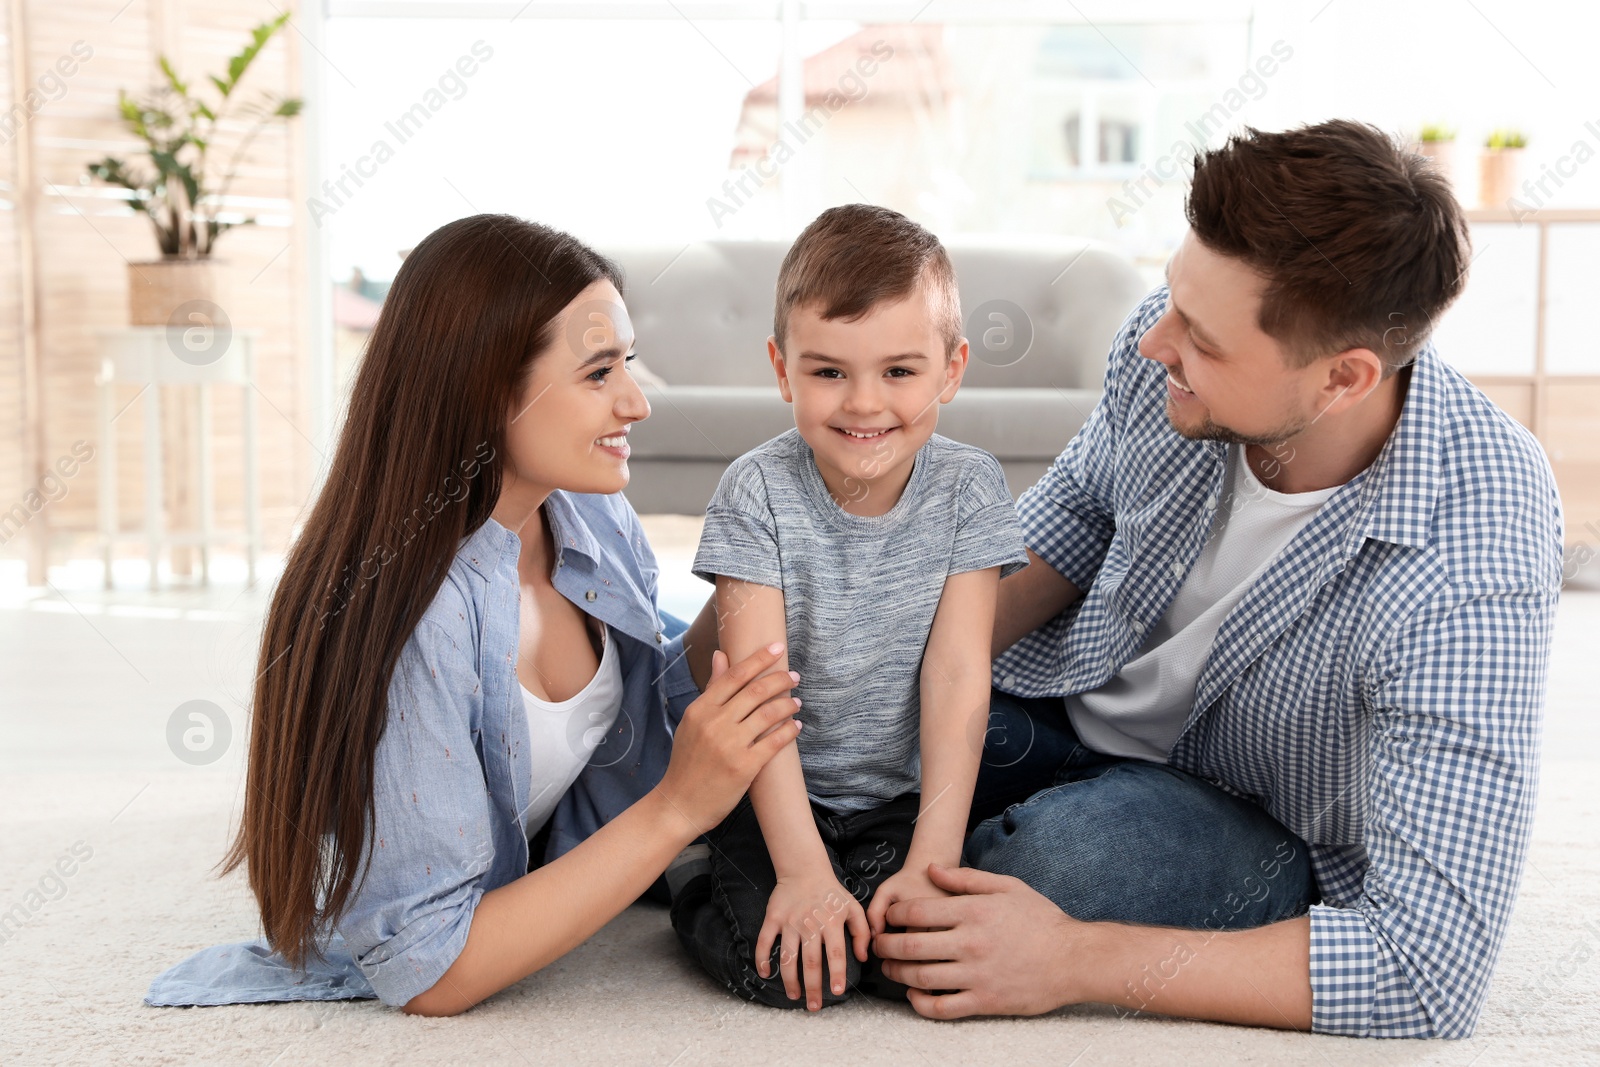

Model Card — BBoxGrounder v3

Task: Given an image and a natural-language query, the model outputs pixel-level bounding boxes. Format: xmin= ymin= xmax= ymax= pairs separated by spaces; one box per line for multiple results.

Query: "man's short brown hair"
xmin=773 ymin=204 xmax=961 ymax=357
xmin=1185 ymin=120 xmax=1471 ymax=376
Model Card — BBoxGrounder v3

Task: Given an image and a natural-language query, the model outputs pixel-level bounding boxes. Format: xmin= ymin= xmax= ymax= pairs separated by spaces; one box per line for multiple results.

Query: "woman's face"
xmin=501 ymin=279 xmax=650 ymax=502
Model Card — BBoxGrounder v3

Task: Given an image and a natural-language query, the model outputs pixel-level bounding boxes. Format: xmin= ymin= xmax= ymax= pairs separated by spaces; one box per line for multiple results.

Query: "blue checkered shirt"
xmin=993 ymin=289 xmax=1564 ymax=1038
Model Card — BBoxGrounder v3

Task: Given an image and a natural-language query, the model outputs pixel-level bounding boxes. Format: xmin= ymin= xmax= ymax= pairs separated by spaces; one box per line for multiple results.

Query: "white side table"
xmin=96 ymin=327 xmax=261 ymax=590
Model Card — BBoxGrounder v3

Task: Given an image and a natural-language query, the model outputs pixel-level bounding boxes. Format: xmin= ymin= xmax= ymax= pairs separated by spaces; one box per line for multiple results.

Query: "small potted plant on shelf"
xmin=1414 ymin=124 xmax=1456 ymax=185
xmin=86 ymin=14 xmax=303 ymax=326
xmin=1479 ymin=128 xmax=1528 ymax=210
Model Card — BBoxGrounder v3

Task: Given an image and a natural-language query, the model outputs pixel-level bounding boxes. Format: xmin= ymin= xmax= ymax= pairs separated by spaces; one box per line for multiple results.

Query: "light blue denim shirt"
xmin=146 ymin=490 xmax=701 ymax=1007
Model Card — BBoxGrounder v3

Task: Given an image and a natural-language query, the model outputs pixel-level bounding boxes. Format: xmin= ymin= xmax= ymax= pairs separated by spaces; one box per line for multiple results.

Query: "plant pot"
xmin=124 ymin=258 xmax=231 ymax=579
xmin=127 ymin=259 xmax=223 ymax=327
xmin=1415 ymin=140 xmax=1456 ymax=188
xmin=1479 ymin=148 xmax=1524 ymax=210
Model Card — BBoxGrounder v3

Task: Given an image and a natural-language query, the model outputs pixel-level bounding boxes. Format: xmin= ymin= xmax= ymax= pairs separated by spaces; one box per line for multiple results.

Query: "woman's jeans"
xmin=966 ymin=689 xmax=1317 ymax=932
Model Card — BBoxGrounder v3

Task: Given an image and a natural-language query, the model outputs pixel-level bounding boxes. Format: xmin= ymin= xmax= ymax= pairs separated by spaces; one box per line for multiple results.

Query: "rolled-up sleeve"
xmin=1311 ymin=585 xmax=1556 ymax=1038
xmin=334 ymin=618 xmax=495 ymax=1007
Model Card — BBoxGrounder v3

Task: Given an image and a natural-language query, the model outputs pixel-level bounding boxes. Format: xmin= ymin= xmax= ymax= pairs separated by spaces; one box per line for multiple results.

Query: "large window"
xmin=320 ymin=3 xmax=1258 ymax=285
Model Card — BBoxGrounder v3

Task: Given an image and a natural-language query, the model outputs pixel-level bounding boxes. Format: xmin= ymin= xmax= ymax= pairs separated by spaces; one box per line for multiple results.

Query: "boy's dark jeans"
xmin=669 ymin=791 xmax=921 ymax=1009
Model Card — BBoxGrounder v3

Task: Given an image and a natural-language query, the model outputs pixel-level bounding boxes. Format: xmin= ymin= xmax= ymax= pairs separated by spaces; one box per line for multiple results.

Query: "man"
xmin=872 ymin=120 xmax=1563 ymax=1039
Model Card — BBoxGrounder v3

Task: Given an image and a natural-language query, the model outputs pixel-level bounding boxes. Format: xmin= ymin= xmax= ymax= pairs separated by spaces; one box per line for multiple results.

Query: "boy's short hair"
xmin=773 ymin=204 xmax=962 ymax=358
xmin=1186 ymin=120 xmax=1470 ymax=377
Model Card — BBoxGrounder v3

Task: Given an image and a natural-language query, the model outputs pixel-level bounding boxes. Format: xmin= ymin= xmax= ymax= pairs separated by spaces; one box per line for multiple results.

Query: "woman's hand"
xmin=655 ymin=643 xmax=802 ymax=834
xmin=755 ymin=868 xmax=871 ymax=1010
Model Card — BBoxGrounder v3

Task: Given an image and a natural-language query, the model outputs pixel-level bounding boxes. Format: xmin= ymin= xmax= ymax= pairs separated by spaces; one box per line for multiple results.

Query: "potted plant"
xmin=86 ymin=14 xmax=303 ymax=325
xmin=1480 ymin=128 xmax=1527 ymax=210
xmin=1414 ymin=124 xmax=1456 ymax=186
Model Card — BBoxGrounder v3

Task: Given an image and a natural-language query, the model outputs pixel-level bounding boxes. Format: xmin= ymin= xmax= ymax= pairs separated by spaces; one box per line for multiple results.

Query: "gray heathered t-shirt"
xmin=693 ymin=428 xmax=1028 ymax=815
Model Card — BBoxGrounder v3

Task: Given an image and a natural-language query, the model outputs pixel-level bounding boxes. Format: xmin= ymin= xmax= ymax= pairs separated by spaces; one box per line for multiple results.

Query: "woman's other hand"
xmin=655 ymin=643 xmax=801 ymax=833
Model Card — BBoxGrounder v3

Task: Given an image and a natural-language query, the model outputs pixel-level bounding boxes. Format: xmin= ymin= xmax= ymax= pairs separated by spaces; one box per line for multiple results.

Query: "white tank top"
xmin=518 ymin=623 xmax=625 ymax=839
xmin=1065 ymin=443 xmax=1340 ymax=762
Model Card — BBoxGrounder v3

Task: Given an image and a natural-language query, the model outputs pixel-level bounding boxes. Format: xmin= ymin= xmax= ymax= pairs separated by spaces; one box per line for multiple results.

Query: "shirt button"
xmin=1204 ymin=494 xmax=1218 ymax=510
xmin=1172 ymin=559 xmax=1186 ymax=579
xmin=585 ymin=590 xmax=597 ymax=602
xmin=1001 ymin=674 xmax=1017 ymax=688
xmin=1130 ymin=619 xmax=1146 ymax=635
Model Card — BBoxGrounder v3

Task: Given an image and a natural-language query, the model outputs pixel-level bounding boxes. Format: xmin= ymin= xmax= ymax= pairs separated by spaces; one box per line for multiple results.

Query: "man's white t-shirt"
xmin=1065 ymin=444 xmax=1341 ymax=762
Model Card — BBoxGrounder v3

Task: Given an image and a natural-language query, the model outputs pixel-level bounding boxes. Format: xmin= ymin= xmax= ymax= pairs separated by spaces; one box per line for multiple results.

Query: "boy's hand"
xmin=867 ymin=862 xmax=952 ymax=937
xmin=755 ymin=870 xmax=871 ymax=1010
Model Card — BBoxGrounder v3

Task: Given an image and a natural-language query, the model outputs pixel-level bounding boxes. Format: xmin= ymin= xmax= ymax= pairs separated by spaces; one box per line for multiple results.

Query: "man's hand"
xmin=756 ymin=869 xmax=872 ymax=1010
xmin=872 ymin=862 xmax=1075 ymax=1019
xmin=876 ymin=862 xmax=1315 ymax=1029
xmin=866 ymin=861 xmax=950 ymax=937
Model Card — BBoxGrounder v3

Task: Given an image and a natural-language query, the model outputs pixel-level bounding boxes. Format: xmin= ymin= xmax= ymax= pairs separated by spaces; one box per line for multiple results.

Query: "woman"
xmin=146 ymin=215 xmax=801 ymax=1015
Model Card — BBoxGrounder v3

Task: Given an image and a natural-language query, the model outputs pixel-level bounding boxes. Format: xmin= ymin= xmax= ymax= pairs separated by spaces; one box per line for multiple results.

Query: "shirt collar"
xmin=457 ymin=489 xmax=608 ymax=577
xmin=1351 ymin=343 xmax=1445 ymax=550
xmin=458 ymin=513 xmax=520 ymax=579
xmin=542 ymin=491 xmax=606 ymax=569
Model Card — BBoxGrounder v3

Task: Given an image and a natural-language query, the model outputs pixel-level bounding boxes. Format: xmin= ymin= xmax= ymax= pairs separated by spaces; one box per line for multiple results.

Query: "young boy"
xmin=667 ymin=204 xmax=1028 ymax=1011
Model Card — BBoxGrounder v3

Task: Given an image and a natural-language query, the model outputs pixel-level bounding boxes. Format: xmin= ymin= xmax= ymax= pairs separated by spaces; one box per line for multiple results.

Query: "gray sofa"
xmin=604 ymin=238 xmax=1149 ymax=515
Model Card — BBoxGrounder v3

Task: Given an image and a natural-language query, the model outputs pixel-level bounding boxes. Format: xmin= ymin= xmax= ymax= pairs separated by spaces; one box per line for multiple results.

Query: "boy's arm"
xmin=716 ymin=575 xmax=869 ymax=1007
xmin=868 ymin=565 xmax=998 ymax=935
xmin=714 ymin=577 xmax=830 ymax=877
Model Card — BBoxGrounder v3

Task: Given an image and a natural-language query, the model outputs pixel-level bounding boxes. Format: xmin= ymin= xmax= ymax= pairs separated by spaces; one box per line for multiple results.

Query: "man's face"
xmin=1138 ymin=234 xmax=1326 ymax=447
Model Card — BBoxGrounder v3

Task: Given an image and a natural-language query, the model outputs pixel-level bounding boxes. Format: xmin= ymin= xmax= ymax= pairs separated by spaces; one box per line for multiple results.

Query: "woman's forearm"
xmin=404 ymin=787 xmax=701 ymax=1016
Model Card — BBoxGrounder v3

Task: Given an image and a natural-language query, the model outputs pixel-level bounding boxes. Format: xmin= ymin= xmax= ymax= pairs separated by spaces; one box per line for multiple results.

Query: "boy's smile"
xmin=769 ymin=283 xmax=968 ymax=516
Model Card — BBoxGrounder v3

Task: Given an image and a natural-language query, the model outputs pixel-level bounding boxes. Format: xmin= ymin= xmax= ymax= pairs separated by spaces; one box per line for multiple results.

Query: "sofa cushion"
xmin=603 ymin=238 xmax=1147 ymax=392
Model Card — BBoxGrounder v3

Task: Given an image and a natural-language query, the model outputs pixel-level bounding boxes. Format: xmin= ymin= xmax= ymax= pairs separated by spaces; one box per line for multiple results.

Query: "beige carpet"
xmin=2 ymin=757 xmax=1596 ymax=1066
xmin=4 ymin=573 xmax=1597 ymax=1064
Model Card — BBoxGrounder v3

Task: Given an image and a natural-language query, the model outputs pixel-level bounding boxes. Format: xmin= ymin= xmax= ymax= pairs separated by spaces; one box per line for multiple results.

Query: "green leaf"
xmin=159 ymin=55 xmax=188 ymax=96
xmin=151 ymin=149 xmax=201 ymax=204
xmin=218 ymin=14 xmax=291 ymax=98
xmin=87 ymin=156 xmax=137 ymax=190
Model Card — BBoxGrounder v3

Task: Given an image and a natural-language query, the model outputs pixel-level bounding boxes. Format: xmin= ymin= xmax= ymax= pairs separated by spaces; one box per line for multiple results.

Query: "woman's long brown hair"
xmin=222 ymin=215 xmax=623 ymax=966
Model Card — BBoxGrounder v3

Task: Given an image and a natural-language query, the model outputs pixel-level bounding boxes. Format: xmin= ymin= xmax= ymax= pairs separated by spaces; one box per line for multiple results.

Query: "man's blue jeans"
xmin=965 ymin=689 xmax=1317 ymax=931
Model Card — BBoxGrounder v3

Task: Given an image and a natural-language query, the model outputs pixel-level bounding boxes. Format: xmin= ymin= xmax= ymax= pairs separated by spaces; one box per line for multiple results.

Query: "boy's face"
xmin=769 ymin=282 xmax=967 ymax=513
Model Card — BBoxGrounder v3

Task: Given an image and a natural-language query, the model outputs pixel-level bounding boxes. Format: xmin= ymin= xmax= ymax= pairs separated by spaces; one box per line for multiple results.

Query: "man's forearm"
xmin=992 ymin=548 xmax=1083 ymax=658
xmin=1069 ymin=914 xmax=1312 ymax=1030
